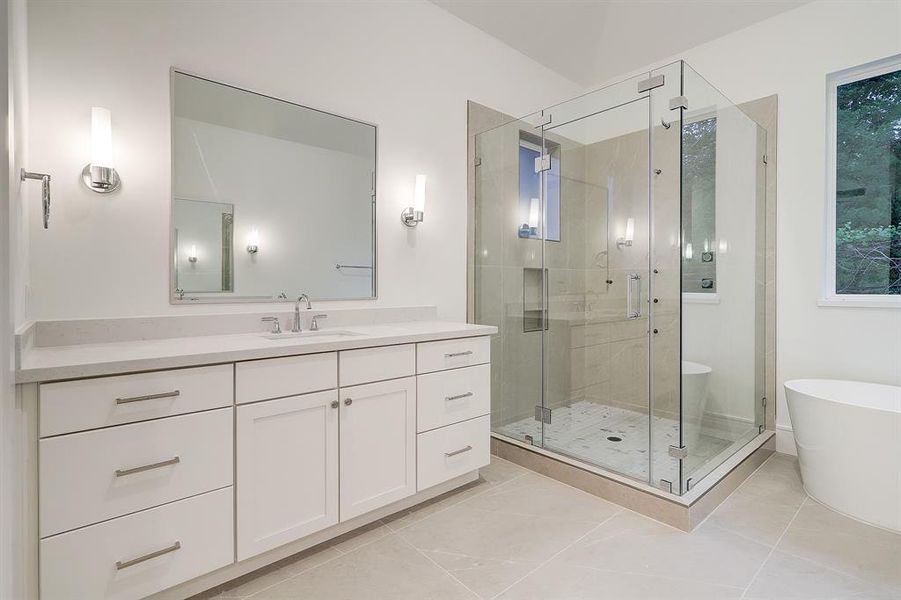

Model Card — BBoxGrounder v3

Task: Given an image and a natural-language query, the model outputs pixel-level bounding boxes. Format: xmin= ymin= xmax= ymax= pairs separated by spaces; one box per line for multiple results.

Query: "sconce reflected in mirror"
xmin=684 ymin=242 xmax=694 ymax=260
xmin=82 ymin=107 xmax=121 ymax=193
xmin=188 ymin=245 xmax=198 ymax=263
xmin=401 ymin=174 xmax=426 ymax=227
xmin=519 ymin=197 xmax=541 ymax=238
xmin=616 ymin=217 xmax=634 ymax=248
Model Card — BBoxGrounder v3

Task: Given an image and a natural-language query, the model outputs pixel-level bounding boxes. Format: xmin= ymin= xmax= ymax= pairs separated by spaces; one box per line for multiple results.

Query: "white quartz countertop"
xmin=16 ymin=321 xmax=497 ymax=384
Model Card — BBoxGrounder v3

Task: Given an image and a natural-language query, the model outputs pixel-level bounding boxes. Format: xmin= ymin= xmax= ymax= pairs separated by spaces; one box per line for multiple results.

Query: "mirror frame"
xmin=169 ymin=67 xmax=378 ymax=304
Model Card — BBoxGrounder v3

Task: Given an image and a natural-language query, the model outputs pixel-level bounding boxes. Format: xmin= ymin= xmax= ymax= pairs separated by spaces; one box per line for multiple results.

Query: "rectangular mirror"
xmin=171 ymin=70 xmax=377 ymax=303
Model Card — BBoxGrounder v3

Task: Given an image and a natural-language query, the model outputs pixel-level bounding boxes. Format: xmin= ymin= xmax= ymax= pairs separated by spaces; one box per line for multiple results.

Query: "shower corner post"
xmin=646 ymin=60 xmax=686 ymax=494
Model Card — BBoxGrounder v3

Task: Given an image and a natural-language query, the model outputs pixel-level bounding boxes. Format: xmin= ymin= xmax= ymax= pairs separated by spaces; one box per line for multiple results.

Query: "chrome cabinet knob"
xmin=330 ymin=400 xmax=339 ymax=409
xmin=344 ymin=398 xmax=353 ymax=406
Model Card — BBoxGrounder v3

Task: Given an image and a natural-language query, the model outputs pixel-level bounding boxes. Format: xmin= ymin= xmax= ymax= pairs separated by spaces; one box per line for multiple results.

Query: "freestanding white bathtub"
xmin=785 ymin=379 xmax=901 ymax=533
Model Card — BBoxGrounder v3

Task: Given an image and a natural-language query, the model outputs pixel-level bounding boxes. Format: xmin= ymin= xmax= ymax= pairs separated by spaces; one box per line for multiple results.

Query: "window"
xmin=826 ymin=56 xmax=901 ymax=304
xmin=518 ymin=133 xmax=561 ymax=242
xmin=681 ymin=116 xmax=717 ymax=294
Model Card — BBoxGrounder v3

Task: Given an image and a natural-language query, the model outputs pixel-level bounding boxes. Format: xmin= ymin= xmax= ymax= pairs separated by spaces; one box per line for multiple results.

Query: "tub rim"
xmin=784 ymin=378 xmax=901 ymax=415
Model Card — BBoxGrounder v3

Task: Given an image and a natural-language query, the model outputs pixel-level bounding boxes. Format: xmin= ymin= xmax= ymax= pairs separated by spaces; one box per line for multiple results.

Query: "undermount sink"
xmin=260 ymin=330 xmax=362 ymax=341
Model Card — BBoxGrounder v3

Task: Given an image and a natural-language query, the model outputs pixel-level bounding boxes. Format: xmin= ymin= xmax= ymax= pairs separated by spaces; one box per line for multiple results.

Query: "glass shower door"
xmin=538 ymin=76 xmax=654 ymax=483
xmin=474 ymin=113 xmax=547 ymax=448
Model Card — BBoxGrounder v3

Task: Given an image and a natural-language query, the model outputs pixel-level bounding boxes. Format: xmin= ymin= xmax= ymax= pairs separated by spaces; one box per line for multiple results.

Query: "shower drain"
xmin=607 ymin=436 xmax=623 ymax=442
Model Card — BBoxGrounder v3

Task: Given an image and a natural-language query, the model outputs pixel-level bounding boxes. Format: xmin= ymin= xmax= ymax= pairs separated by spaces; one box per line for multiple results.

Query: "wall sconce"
xmin=401 ymin=174 xmax=426 ymax=227
xmin=616 ymin=218 xmax=634 ymax=248
xmin=718 ymin=238 xmax=729 ymax=254
xmin=519 ymin=197 xmax=540 ymax=238
xmin=246 ymin=229 xmax=260 ymax=254
xmin=188 ymin=245 xmax=198 ymax=263
xmin=81 ymin=107 xmax=121 ymax=194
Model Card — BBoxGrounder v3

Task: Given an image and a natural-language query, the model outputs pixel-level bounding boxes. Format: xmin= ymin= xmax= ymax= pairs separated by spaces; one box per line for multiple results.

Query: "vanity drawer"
xmin=339 ymin=344 xmax=415 ymax=386
xmin=417 ymin=415 xmax=490 ymax=491
xmin=39 ymin=364 xmax=233 ymax=437
xmin=236 ymin=352 xmax=337 ymax=404
xmin=416 ymin=336 xmax=490 ymax=374
xmin=417 ymin=364 xmax=490 ymax=432
xmin=39 ymin=408 xmax=233 ymax=538
xmin=40 ymin=487 xmax=233 ymax=600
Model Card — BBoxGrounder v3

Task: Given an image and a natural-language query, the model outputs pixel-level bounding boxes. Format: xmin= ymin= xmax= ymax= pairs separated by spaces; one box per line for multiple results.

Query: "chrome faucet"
xmin=293 ymin=294 xmax=312 ymax=332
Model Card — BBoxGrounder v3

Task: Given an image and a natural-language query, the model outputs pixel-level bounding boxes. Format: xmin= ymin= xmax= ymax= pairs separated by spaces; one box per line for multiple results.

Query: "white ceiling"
xmin=430 ymin=0 xmax=809 ymax=86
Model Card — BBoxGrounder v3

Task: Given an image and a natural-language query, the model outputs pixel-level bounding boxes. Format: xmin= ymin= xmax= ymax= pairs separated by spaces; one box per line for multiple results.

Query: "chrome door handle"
xmin=115 ymin=456 xmax=181 ymax=477
xmin=115 ymin=541 xmax=181 ymax=570
xmin=445 ymin=445 xmax=473 ymax=457
xmin=445 ymin=351 xmax=473 ymax=358
xmin=445 ymin=392 xmax=474 ymax=401
xmin=627 ymin=272 xmax=642 ymax=319
xmin=115 ymin=390 xmax=180 ymax=405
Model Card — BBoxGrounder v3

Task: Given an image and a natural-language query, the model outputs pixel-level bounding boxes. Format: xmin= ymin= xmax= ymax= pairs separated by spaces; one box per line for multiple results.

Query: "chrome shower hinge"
xmin=669 ymin=95 xmax=688 ymax=110
xmin=668 ymin=445 xmax=688 ymax=460
xmin=658 ymin=479 xmax=674 ymax=493
xmin=534 ymin=154 xmax=551 ymax=173
xmin=534 ymin=405 xmax=552 ymax=424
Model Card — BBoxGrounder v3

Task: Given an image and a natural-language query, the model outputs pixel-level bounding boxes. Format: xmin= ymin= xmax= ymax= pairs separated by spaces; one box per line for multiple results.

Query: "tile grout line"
xmin=239 ymin=464 xmax=528 ymax=598
xmin=386 ymin=468 xmax=530 ymax=533
xmin=738 ymin=496 xmax=809 ymax=599
xmin=395 ymin=532 xmax=482 ymax=600
xmin=488 ymin=508 xmax=624 ymax=600
xmin=241 ymin=520 xmax=390 ymax=599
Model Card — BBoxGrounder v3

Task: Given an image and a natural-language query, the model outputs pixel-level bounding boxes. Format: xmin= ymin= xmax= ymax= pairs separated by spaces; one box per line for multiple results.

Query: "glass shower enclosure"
xmin=474 ymin=61 xmax=766 ymax=495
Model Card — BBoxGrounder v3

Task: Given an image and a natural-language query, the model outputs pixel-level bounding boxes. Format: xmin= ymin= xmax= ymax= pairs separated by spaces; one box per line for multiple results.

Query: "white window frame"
xmin=821 ymin=54 xmax=901 ymax=308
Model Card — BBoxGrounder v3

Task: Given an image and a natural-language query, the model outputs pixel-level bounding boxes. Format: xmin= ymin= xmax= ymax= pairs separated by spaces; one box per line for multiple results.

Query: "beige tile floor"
xmin=196 ymin=454 xmax=901 ymax=600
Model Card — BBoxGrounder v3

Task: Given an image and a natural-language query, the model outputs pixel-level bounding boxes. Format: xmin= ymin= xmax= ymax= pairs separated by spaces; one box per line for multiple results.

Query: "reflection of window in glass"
xmin=518 ymin=133 xmax=560 ymax=242
xmin=681 ymin=117 xmax=717 ymax=293
xmin=831 ymin=62 xmax=901 ymax=297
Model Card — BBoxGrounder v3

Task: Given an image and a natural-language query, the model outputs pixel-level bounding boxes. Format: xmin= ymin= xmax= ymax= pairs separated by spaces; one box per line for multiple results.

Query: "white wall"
xmin=25 ymin=0 xmax=582 ymax=321
xmin=610 ymin=0 xmax=901 ymax=451
xmin=3 ymin=0 xmax=29 ymax=596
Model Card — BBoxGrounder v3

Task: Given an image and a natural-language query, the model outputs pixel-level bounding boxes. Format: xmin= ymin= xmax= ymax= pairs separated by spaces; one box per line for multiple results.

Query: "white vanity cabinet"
xmin=339 ymin=377 xmax=417 ymax=520
xmin=29 ymin=330 xmax=494 ymax=600
xmin=236 ymin=390 xmax=339 ymax=560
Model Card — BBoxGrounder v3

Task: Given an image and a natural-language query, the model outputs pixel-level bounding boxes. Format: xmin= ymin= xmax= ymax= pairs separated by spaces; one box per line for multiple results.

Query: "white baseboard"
xmin=775 ymin=425 xmax=797 ymax=455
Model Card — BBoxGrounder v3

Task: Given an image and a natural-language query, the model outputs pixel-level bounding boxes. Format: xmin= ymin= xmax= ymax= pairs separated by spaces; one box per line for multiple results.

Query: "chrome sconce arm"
xmin=21 ymin=170 xmax=52 ymax=229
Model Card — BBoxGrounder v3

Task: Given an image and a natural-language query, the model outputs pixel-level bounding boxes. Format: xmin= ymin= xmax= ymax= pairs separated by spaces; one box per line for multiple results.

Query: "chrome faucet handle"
xmin=310 ymin=314 xmax=328 ymax=331
xmin=261 ymin=316 xmax=282 ymax=334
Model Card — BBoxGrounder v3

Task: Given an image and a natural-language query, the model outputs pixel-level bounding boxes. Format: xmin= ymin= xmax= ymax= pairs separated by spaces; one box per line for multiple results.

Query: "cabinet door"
xmin=236 ymin=390 xmax=338 ymax=560
xmin=339 ymin=377 xmax=416 ymax=520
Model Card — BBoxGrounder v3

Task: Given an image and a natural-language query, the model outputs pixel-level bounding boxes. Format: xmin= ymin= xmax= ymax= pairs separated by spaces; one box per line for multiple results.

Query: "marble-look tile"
xmin=212 ymin=544 xmax=341 ymax=598
xmin=397 ymin=502 xmax=598 ymax=564
xmin=251 ymin=534 xmax=476 ymax=599
xmin=463 ymin=472 xmax=621 ymax=523
xmin=327 ymin=519 xmax=391 ymax=554
xmin=777 ymin=499 xmax=901 ymax=594
xmin=496 ymin=558 xmax=744 ymax=599
xmin=704 ymin=455 xmax=806 ymax=546
xmin=744 ymin=550 xmax=881 ymax=599
xmin=383 ymin=458 xmax=528 ymax=531
xmin=557 ymin=511 xmax=771 ymax=588
xmin=422 ymin=550 xmax=540 ymax=599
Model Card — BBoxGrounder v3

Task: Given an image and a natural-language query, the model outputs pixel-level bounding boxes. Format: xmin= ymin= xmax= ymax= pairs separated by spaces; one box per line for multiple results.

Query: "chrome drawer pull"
xmin=115 ymin=541 xmax=181 ymax=570
xmin=115 ymin=390 xmax=181 ymax=405
xmin=444 ymin=351 xmax=473 ymax=358
xmin=115 ymin=456 xmax=181 ymax=477
xmin=445 ymin=445 xmax=473 ymax=458
xmin=445 ymin=392 xmax=474 ymax=402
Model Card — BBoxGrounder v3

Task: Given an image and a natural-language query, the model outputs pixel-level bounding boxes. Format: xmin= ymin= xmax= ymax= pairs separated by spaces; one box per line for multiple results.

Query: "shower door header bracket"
xmin=532 ymin=112 xmax=552 ymax=128
xmin=637 ymin=74 xmax=665 ymax=93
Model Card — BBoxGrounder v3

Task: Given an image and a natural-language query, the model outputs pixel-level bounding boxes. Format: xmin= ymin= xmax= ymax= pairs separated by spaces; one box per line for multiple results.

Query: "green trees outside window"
xmin=835 ymin=67 xmax=901 ymax=295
